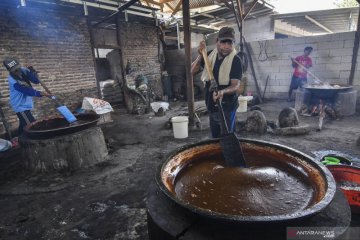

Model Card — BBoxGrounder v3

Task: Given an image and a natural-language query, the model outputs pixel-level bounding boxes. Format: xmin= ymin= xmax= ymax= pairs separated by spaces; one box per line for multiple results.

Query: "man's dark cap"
xmin=218 ymin=27 xmax=235 ymax=41
xmin=3 ymin=58 xmax=21 ymax=71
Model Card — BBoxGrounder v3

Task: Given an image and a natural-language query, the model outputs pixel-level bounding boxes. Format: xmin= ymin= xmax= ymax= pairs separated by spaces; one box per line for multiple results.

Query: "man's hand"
xmin=40 ymin=91 xmax=52 ymax=98
xmin=198 ymin=40 xmax=206 ymax=55
xmin=209 ymin=79 xmax=217 ymax=92
xmin=191 ymin=40 xmax=206 ymax=75
xmin=213 ymin=90 xmax=224 ymax=103
xmin=27 ymin=66 xmax=37 ymax=73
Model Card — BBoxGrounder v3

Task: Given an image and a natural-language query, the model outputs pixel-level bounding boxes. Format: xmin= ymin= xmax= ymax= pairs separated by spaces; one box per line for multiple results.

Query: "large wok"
xmin=157 ymin=139 xmax=336 ymax=223
xmin=304 ymin=84 xmax=352 ymax=99
xmin=23 ymin=112 xmax=100 ymax=139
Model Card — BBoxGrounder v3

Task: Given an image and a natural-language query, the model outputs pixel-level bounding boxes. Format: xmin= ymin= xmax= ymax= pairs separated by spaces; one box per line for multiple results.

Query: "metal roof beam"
xmin=142 ymin=0 xmax=162 ymax=7
xmin=196 ymin=7 xmax=272 ymax=24
xmin=80 ymin=0 xmax=157 ymax=12
xmin=60 ymin=0 xmax=158 ymax=22
xmin=92 ymin=0 xmax=139 ymax=27
xmin=159 ymin=0 xmax=176 ymax=3
xmin=190 ymin=6 xmax=226 ymax=18
xmin=243 ymin=0 xmax=258 ymax=20
xmin=305 ymin=15 xmax=333 ymax=33
xmin=272 ymin=7 xmax=359 ymax=19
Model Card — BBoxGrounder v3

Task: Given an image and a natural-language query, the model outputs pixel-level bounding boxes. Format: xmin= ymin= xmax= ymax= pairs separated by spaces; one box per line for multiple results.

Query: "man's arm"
xmin=13 ymin=83 xmax=42 ymax=97
xmin=291 ymin=57 xmax=299 ymax=68
xmin=191 ymin=40 xmax=206 ymax=75
xmin=191 ymin=55 xmax=203 ymax=75
xmin=22 ymin=67 xmax=40 ymax=84
xmin=213 ymin=79 xmax=240 ymax=102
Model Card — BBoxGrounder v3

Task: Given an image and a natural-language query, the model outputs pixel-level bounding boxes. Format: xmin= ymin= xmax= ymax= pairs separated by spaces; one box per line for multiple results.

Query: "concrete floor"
xmin=0 ymin=99 xmax=359 ymax=239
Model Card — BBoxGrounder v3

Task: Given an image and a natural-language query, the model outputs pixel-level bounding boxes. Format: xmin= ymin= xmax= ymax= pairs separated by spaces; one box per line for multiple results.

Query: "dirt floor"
xmin=0 ymin=99 xmax=360 ymax=240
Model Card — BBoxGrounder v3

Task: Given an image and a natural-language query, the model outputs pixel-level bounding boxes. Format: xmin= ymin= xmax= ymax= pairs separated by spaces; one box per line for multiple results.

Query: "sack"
xmin=81 ymin=97 xmax=114 ymax=115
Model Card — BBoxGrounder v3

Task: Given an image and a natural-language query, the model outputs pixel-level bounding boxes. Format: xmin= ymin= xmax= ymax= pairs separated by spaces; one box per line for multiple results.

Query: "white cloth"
xmin=150 ymin=102 xmax=169 ymax=113
xmin=201 ymin=48 xmax=237 ymax=86
xmin=0 ymin=139 xmax=12 ymax=152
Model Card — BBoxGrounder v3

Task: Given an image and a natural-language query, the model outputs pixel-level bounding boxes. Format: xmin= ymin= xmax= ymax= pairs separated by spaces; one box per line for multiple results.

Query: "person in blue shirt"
xmin=3 ymin=58 xmax=51 ymax=135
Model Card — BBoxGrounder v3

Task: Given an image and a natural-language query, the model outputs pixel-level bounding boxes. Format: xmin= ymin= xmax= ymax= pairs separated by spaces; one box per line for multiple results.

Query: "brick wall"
xmin=0 ymin=4 xmax=98 ymax=133
xmin=119 ymin=22 xmax=162 ymax=99
xmin=245 ymin=32 xmax=360 ymax=100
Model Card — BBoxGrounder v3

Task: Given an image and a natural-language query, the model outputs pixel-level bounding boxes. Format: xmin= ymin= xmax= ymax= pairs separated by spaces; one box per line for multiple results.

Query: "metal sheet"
xmin=157 ymin=139 xmax=336 ymax=223
xmin=304 ymin=85 xmax=353 ymax=99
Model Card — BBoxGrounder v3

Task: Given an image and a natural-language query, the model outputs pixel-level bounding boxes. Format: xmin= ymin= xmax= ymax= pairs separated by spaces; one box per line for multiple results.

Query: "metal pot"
xmin=23 ymin=113 xmax=100 ymax=139
xmin=157 ymin=139 xmax=336 ymax=223
xmin=304 ymin=84 xmax=352 ymax=99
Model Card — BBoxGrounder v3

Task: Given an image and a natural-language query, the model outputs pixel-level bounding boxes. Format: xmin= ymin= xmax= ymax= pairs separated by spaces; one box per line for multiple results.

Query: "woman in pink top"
xmin=288 ymin=46 xmax=313 ymax=102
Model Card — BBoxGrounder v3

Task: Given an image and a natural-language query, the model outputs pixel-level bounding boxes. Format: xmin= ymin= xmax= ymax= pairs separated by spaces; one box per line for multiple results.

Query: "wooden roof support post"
xmin=116 ymin=13 xmax=127 ymax=104
xmin=349 ymin=6 xmax=360 ymax=86
xmin=182 ymin=0 xmax=195 ymax=126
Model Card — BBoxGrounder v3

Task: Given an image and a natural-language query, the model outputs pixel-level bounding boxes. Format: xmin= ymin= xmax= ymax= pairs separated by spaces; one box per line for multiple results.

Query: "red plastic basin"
xmin=327 ymin=165 xmax=360 ymax=214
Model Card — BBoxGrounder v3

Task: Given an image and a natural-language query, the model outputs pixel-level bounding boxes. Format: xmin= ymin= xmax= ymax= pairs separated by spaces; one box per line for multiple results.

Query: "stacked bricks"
xmin=119 ymin=22 xmax=162 ymax=99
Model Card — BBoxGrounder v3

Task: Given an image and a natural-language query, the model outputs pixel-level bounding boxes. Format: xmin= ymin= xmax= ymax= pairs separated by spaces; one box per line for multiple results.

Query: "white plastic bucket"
xmin=171 ymin=116 xmax=189 ymax=139
xmin=237 ymin=96 xmax=248 ymax=112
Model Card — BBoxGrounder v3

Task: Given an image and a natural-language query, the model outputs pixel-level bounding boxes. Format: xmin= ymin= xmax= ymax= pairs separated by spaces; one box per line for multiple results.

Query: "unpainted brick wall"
xmin=119 ymin=22 xmax=162 ymax=99
xmin=0 ymin=5 xmax=98 ymax=133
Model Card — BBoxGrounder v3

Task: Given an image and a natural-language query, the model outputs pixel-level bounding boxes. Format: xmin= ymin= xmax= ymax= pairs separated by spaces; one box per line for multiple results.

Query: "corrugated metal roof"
xmin=16 ymin=0 xmax=274 ymax=31
xmin=272 ymin=7 xmax=359 ymax=34
xmin=189 ymin=1 xmax=275 ymax=27
xmin=165 ymin=0 xmax=216 ymax=11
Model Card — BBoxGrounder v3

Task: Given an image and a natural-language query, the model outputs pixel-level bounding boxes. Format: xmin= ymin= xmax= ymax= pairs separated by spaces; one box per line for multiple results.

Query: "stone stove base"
xmin=295 ymin=88 xmax=357 ymax=116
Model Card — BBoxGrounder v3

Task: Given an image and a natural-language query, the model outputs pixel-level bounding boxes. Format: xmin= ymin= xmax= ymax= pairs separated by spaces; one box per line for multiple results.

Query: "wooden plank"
xmin=165 ymin=3 xmax=174 ymax=11
xmin=171 ymin=1 xmax=182 ymax=16
xmin=182 ymin=0 xmax=195 ymax=126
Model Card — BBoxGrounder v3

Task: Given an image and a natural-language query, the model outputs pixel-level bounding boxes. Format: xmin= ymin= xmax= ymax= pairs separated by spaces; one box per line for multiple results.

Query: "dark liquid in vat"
xmin=174 ymin=155 xmax=314 ymax=216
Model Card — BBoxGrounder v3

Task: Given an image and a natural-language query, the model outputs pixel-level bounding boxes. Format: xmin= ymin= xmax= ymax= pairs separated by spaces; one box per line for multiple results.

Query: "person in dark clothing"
xmin=191 ymin=27 xmax=242 ymax=138
xmin=288 ymin=46 xmax=313 ymax=101
xmin=3 ymin=57 xmax=51 ymax=135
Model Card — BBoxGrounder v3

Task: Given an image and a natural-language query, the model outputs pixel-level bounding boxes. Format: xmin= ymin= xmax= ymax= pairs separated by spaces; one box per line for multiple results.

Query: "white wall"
xmin=205 ymin=15 xmax=275 ymax=49
xmin=245 ymin=32 xmax=360 ymax=100
xmin=239 ymin=15 xmax=275 ymax=42
xmin=275 ymin=20 xmax=313 ymax=37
